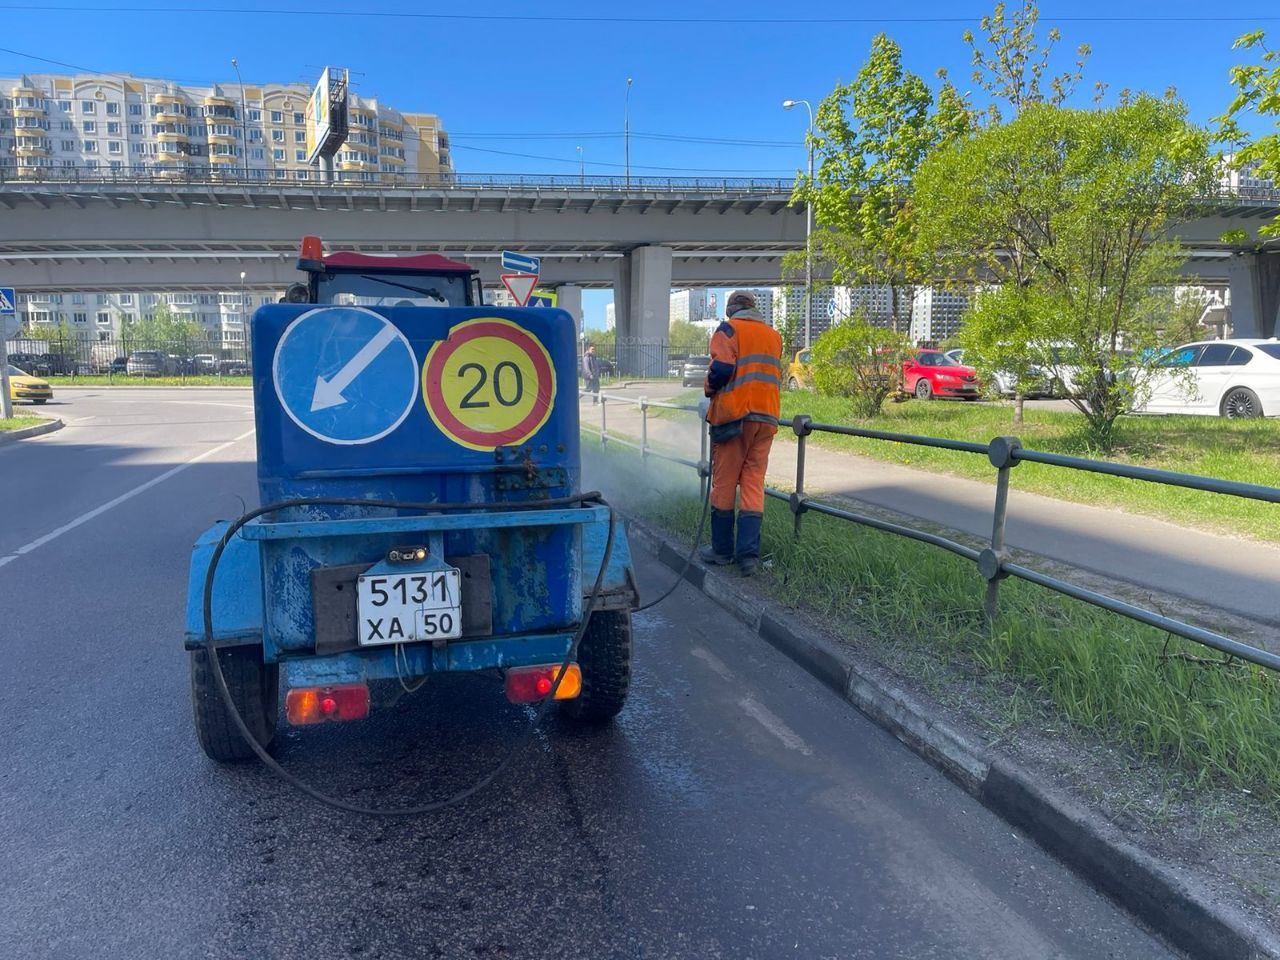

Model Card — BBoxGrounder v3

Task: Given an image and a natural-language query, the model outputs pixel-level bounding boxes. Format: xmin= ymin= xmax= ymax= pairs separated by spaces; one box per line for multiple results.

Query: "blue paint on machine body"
xmin=182 ymin=246 xmax=636 ymax=760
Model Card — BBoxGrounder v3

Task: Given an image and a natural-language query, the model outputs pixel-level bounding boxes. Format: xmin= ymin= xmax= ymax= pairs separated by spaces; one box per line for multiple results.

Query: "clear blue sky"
xmin=1 ymin=1 xmax=1274 ymax=327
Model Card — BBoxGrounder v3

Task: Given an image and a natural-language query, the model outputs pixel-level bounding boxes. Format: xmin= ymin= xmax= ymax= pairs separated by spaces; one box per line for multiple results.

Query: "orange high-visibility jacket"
xmin=703 ymin=313 xmax=783 ymax=425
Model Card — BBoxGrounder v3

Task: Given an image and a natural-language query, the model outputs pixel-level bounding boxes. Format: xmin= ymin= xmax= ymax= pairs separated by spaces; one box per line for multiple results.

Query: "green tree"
xmin=959 ymin=285 xmax=1049 ymax=425
xmin=809 ymin=315 xmax=910 ymax=418
xmin=667 ymin=320 xmax=710 ymax=355
xmin=791 ymin=33 xmax=971 ymax=335
xmin=122 ymin=302 xmax=206 ymax=350
xmin=1218 ymin=31 xmax=1280 ymax=237
xmin=915 ymin=97 xmax=1216 ymax=449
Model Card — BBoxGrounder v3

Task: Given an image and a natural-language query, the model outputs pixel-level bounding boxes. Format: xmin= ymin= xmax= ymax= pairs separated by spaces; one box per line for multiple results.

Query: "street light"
xmin=624 ymin=78 xmax=633 ymax=189
xmin=239 ymin=270 xmax=247 ymax=319
xmin=230 ymin=58 xmax=250 ymax=179
xmin=783 ymin=98 xmax=815 ymax=349
xmin=576 ymin=145 xmax=584 ymax=186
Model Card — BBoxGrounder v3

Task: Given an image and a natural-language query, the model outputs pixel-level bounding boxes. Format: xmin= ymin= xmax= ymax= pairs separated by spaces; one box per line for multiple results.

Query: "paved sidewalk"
xmin=583 ymin=390 xmax=1280 ymax=632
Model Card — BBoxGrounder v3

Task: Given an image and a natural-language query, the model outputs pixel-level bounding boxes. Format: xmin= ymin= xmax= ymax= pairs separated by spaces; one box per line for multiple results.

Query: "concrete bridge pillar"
xmin=554 ymin=284 xmax=583 ymax=342
xmin=1226 ymin=252 xmax=1280 ymax=339
xmin=625 ymin=245 xmax=672 ymax=377
xmin=613 ymin=257 xmax=632 ymax=339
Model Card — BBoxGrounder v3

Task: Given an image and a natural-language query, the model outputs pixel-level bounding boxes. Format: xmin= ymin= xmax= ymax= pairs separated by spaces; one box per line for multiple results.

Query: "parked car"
xmin=903 ymin=350 xmax=982 ymax=400
xmin=786 ymin=349 xmax=811 ymax=389
xmin=126 ymin=350 xmax=176 ymax=376
xmin=5 ymin=364 xmax=52 ymax=404
xmin=192 ymin=353 xmax=218 ymax=373
xmin=108 ymin=356 xmax=129 ymax=375
xmin=1133 ymin=339 xmax=1280 ymax=418
xmin=946 ymin=348 xmax=1055 ymax=398
xmin=681 ymin=355 xmax=711 ymax=388
xmin=219 ymin=358 xmax=251 ymax=376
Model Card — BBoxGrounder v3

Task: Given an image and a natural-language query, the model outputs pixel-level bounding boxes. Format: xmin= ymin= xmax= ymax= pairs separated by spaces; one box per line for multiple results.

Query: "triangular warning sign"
xmin=501 ymin=273 xmax=539 ymax=307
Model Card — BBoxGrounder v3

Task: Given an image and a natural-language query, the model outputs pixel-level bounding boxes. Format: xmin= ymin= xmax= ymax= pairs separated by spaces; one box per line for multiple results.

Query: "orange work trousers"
xmin=710 ymin=419 xmax=777 ymax=513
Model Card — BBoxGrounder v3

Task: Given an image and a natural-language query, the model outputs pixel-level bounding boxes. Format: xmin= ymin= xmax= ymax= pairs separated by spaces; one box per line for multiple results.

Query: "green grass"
xmin=666 ymin=389 xmax=1280 ymax=542
xmin=0 ymin=414 xmax=46 ymax=431
xmin=591 ymin=441 xmax=1280 ymax=801
xmin=43 ymin=375 xmax=252 ymax=387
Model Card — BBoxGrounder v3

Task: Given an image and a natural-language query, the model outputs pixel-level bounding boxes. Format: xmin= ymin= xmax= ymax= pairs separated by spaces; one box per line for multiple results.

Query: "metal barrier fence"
xmin=4 ymin=335 xmax=251 ymax=380
xmin=581 ymin=390 xmax=1280 ymax=674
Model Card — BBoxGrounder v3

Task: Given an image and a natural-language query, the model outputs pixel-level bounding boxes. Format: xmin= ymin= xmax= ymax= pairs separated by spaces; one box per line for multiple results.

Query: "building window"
xmin=106 ymin=102 xmax=120 ymax=115
xmin=60 ymin=120 xmax=73 ymax=131
xmin=83 ymin=120 xmax=96 ymax=134
xmin=73 ymin=312 xmax=87 ymax=324
xmin=97 ymin=294 xmax=108 ymax=305
xmin=247 ymin=109 xmax=261 ymax=121
xmin=58 ymin=100 xmax=71 ymax=111
xmin=295 ymin=149 xmax=306 ymax=162
xmin=293 ymin=112 xmax=304 ymax=125
xmin=81 ymin=100 xmax=95 ymax=113
xmin=61 ymin=140 xmax=75 ymax=151
xmin=272 ymin=148 xmax=285 ymax=161
xmin=107 ymin=121 xmax=121 ymax=135
xmin=108 ymin=141 xmax=122 ymax=154
xmin=248 ymin=129 xmax=262 ymax=142
xmin=119 ymin=293 xmax=134 ymax=305
xmin=250 ymin=148 xmax=264 ymax=160
xmin=270 ymin=110 xmax=283 ymax=123
xmin=130 ymin=123 xmax=143 ymax=135
xmin=271 ymin=129 xmax=284 ymax=142
xmin=295 ymin=170 xmax=309 ymax=180
xmin=108 ymin=159 xmax=122 ymax=170
xmin=83 ymin=141 xmax=98 ymax=152
xmin=294 ymin=130 xmax=305 ymax=143
xmin=72 ymin=293 xmax=84 ymax=305
xmin=128 ymin=103 xmax=142 ymax=116
xmin=96 ymin=311 xmax=111 ymax=325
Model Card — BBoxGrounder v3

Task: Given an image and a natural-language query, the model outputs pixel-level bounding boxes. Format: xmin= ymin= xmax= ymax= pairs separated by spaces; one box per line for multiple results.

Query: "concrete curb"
xmin=628 ymin=518 xmax=1279 ymax=960
xmin=0 ymin=417 xmax=63 ymax=444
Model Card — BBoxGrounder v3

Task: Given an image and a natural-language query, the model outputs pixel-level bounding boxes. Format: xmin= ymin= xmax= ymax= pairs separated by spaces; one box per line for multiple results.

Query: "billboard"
xmin=305 ymin=66 xmax=349 ymax=165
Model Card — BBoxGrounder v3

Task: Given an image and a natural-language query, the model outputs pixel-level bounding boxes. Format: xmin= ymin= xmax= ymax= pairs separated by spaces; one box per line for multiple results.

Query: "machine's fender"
xmin=581 ymin=515 xmax=638 ymax=610
xmin=184 ymin=522 xmax=264 ymax=649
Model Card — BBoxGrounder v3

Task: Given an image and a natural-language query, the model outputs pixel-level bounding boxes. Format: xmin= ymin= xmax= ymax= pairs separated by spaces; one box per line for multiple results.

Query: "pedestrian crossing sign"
xmin=0 ymin=288 xmax=15 ymax=315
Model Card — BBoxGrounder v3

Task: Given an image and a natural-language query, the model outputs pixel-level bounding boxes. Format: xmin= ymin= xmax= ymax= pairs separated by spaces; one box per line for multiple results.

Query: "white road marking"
xmin=738 ymin=697 xmax=814 ymax=756
xmin=691 ymin=646 xmax=736 ymax=680
xmin=8 ymin=428 xmax=255 ymax=561
xmin=81 ymin=399 xmax=253 ymax=410
xmin=0 ymin=556 xmax=16 ymax=568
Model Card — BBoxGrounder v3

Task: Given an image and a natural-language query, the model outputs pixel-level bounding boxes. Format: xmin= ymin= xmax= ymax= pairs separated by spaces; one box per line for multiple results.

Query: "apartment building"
xmin=0 ymin=71 xmax=451 ymax=182
xmin=13 ymin=289 xmax=274 ymax=343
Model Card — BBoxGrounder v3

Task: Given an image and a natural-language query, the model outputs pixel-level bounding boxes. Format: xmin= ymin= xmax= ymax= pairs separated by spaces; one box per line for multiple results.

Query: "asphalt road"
xmin=0 ymin=388 xmax=1175 ymax=960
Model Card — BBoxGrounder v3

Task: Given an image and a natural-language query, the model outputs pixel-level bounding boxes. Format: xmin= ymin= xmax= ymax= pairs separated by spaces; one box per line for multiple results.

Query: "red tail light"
xmin=299 ymin=235 xmax=323 ymax=262
xmin=285 ymin=683 xmax=369 ymax=725
xmin=504 ymin=664 xmax=582 ymax=704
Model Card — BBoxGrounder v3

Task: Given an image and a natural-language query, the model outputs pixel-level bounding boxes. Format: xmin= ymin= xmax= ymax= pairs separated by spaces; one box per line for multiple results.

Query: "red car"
xmin=903 ymin=350 xmax=982 ymax=400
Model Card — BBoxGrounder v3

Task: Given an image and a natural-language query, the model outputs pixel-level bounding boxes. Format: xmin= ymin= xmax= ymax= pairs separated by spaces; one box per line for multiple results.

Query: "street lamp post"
xmin=230 ymin=58 xmax=250 ymax=179
xmin=576 ymin=145 xmax=584 ymax=186
xmin=624 ymin=78 xmax=633 ymax=189
xmin=783 ymin=98 xmax=815 ymax=349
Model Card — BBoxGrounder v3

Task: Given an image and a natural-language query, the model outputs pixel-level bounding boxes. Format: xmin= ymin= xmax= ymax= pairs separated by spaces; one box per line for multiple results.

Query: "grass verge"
xmin=662 ymin=389 xmax=1280 ymax=542
xmin=588 ymin=439 xmax=1280 ymax=803
xmin=0 ymin=414 xmax=46 ymax=432
xmin=43 ymin=375 xmax=252 ymax=387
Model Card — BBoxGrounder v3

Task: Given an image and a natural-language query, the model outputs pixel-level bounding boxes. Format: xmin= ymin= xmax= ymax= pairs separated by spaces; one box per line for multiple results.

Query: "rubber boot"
xmin=735 ymin=511 xmax=763 ymax=576
xmin=699 ymin=508 xmax=735 ymax=565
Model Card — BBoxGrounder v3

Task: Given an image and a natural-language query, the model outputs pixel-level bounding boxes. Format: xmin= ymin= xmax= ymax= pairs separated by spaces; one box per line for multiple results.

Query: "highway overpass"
xmin=1 ymin=172 xmax=1278 ymax=339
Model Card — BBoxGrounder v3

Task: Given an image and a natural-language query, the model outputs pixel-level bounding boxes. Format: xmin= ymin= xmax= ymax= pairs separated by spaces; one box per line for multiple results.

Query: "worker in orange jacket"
xmin=699 ymin=290 xmax=783 ymax=576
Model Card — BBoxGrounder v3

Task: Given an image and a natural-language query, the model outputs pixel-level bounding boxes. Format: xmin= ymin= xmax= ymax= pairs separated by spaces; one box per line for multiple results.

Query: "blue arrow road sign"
xmin=0 ymin=288 xmax=15 ymax=315
xmin=501 ymin=250 xmax=541 ymax=274
xmin=271 ymin=306 xmax=419 ymax=445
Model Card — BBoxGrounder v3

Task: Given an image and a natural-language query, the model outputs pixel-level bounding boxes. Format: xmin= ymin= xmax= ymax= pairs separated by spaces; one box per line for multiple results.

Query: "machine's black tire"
xmin=562 ymin=609 xmax=632 ymax=724
xmin=190 ymin=646 xmax=279 ymax=763
xmin=915 ymin=379 xmax=933 ymax=400
xmin=1221 ymin=387 xmax=1262 ymax=419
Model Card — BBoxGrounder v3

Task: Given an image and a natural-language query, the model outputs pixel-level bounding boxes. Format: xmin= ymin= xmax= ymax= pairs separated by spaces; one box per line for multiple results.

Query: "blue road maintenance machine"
xmin=184 ymin=239 xmax=636 ymax=762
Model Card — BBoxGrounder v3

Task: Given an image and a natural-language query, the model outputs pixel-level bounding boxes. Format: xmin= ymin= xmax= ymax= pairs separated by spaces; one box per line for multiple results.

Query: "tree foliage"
xmin=809 ymin=316 xmax=910 ymax=418
xmin=1218 ymin=30 xmax=1280 ymax=236
xmin=792 ymin=33 xmax=971 ymax=332
xmin=121 ymin=302 xmax=205 ymax=348
xmin=915 ymin=96 xmax=1216 ymax=449
xmin=962 ymin=0 xmax=1093 ymax=122
xmin=667 ymin=319 xmax=711 ymax=355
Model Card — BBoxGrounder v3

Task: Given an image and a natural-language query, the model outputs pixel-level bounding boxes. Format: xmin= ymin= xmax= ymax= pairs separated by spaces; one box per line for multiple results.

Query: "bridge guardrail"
xmin=581 ymin=390 xmax=1280 ymax=674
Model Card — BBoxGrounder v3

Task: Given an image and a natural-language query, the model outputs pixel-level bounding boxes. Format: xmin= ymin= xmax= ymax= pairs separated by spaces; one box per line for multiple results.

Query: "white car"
xmin=1136 ymin=339 xmax=1280 ymax=418
xmin=945 ymin=348 xmax=1052 ymax=398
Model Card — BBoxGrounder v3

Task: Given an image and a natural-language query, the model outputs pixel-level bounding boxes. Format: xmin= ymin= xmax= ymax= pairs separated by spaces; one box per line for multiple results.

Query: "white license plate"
xmin=356 ymin=568 xmax=462 ymax=646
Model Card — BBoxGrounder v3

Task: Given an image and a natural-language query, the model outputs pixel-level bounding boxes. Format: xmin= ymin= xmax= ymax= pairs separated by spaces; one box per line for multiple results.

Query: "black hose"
xmin=635 ymin=466 xmax=712 ymax=612
xmin=201 ymin=492 xmax=615 ymax=817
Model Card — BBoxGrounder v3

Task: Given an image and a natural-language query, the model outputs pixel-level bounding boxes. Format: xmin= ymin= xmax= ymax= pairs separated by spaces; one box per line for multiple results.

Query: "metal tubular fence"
xmin=4 ymin=335 xmax=251 ymax=381
xmin=581 ymin=390 xmax=1280 ymax=674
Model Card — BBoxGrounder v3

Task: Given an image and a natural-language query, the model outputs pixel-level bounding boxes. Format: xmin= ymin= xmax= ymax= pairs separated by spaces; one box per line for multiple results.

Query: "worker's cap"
xmin=726 ymin=290 xmax=757 ymax=315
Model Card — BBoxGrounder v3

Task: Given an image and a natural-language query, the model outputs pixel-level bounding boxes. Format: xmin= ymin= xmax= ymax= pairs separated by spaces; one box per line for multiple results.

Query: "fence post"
xmin=640 ymin=396 xmax=648 ymax=466
xmin=791 ymin=414 xmax=812 ymax=538
xmin=980 ymin=436 xmax=1022 ymax=625
xmin=600 ymin=394 xmax=607 ymax=448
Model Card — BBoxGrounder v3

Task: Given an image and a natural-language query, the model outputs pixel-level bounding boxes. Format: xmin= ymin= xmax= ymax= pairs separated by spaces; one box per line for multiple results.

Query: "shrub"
xmin=809 ymin=315 xmax=910 ymax=418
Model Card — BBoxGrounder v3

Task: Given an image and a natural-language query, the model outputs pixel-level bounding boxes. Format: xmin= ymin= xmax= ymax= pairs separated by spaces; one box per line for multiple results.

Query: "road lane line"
xmin=738 ymin=697 xmax=814 ymax=756
xmin=9 ymin=428 xmax=255 ymax=561
xmin=0 ymin=556 xmax=16 ymax=568
xmin=691 ymin=646 xmax=736 ymax=681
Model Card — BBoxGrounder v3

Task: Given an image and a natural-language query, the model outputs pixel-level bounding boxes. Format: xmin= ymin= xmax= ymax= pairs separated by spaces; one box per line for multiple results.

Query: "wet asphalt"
xmin=0 ymin=389 xmax=1177 ymax=959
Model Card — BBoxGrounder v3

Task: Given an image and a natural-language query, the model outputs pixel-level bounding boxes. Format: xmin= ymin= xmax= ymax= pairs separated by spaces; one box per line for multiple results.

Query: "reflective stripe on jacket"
xmin=703 ymin=312 xmax=783 ymax=425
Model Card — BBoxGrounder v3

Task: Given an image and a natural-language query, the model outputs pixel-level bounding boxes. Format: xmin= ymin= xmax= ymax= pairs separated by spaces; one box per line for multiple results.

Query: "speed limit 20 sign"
xmin=422 ymin=317 xmax=557 ymax=451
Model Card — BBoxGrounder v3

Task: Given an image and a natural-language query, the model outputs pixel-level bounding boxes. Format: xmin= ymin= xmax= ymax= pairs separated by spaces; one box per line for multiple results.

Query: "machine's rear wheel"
xmin=562 ymin=609 xmax=632 ymax=724
xmin=190 ymin=646 xmax=279 ymax=762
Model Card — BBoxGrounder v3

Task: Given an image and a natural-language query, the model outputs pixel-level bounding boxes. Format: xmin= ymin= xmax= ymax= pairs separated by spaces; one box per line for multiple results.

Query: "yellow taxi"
xmin=6 ymin=364 xmax=53 ymax=404
xmin=785 ymin=349 xmax=812 ymax=389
